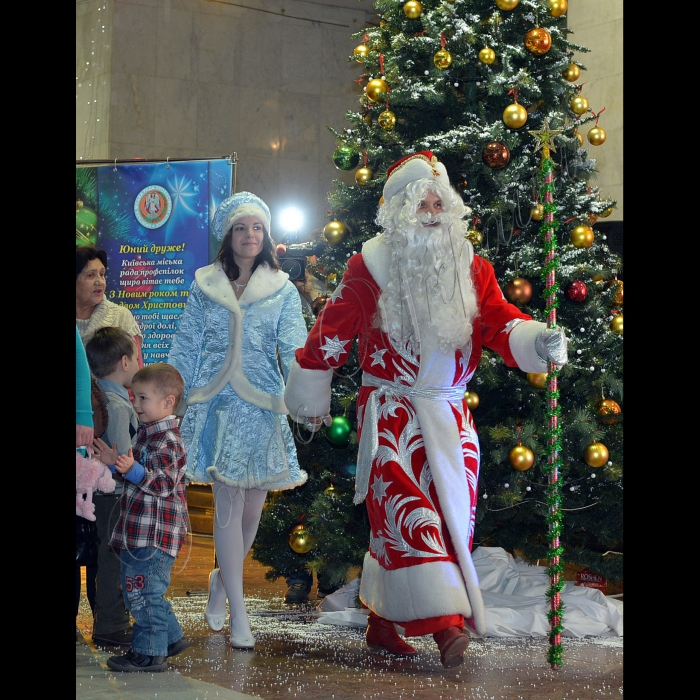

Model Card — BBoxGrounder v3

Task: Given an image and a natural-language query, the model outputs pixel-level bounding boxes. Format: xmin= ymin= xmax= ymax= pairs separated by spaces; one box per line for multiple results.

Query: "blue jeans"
xmin=119 ymin=547 xmax=183 ymax=657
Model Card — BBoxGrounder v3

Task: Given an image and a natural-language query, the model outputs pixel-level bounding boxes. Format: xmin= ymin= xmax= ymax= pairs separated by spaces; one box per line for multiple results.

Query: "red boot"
xmin=366 ymin=611 xmax=417 ymax=656
xmin=433 ymin=626 xmax=470 ymax=668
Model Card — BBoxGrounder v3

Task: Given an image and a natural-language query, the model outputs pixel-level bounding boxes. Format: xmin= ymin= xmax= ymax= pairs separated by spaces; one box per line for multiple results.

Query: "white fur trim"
xmin=186 ymin=262 xmax=290 ymax=412
xmin=225 ymin=203 xmax=271 ymax=236
xmin=359 ymin=553 xmax=472 ymax=624
xmin=508 ymin=320 xmax=548 ymax=373
xmin=383 ymin=156 xmax=449 ymax=203
xmin=361 ymin=234 xmax=390 ymax=290
xmin=284 ymin=361 xmax=333 ymax=418
xmin=207 ymin=466 xmax=308 ymax=491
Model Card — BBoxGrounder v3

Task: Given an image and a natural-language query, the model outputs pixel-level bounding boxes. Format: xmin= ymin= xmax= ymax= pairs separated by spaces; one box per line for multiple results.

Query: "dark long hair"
xmin=214 ymin=224 xmax=280 ymax=281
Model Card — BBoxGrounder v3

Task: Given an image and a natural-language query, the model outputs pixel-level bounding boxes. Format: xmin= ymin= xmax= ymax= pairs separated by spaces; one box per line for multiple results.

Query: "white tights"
xmin=211 ymin=482 xmax=267 ymax=639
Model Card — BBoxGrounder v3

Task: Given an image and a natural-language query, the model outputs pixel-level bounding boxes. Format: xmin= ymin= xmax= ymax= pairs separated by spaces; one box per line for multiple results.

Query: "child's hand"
xmin=115 ymin=448 xmax=135 ymax=475
xmin=92 ymin=437 xmax=119 ymax=466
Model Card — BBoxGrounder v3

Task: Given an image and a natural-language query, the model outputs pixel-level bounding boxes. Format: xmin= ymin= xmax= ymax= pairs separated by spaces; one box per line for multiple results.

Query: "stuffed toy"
xmin=76 ymin=449 xmax=115 ymax=521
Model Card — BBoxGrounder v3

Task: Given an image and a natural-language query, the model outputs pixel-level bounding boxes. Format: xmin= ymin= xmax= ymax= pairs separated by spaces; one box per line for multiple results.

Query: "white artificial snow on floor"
xmin=316 ymin=546 xmax=623 ymax=638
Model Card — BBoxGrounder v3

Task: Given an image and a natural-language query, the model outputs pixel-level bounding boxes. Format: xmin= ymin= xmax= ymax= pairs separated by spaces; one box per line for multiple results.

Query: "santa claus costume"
xmin=284 ymin=152 xmax=566 ymax=667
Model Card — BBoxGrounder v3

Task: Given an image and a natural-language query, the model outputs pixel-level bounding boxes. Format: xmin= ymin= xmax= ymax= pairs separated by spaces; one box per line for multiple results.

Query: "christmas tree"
xmin=252 ymin=0 xmax=622 ymax=593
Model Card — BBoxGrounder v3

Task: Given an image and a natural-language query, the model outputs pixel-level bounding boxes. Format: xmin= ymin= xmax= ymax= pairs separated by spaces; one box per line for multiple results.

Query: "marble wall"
xmin=76 ymin=0 xmax=623 ymax=236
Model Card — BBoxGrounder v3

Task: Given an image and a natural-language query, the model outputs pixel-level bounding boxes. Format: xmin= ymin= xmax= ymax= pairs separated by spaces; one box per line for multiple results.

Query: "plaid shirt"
xmin=109 ymin=417 xmax=188 ymax=558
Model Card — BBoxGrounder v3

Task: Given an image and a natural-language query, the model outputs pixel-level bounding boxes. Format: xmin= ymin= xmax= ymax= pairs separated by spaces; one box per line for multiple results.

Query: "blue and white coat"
xmin=167 ymin=261 xmax=308 ymax=490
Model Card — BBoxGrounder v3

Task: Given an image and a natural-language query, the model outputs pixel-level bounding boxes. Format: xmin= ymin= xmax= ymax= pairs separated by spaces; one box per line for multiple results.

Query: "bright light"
xmin=279 ymin=207 xmax=303 ymax=232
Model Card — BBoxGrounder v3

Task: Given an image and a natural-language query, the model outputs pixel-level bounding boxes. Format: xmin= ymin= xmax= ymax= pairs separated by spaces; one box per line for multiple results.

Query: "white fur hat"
xmin=382 ymin=150 xmax=449 ymax=203
xmin=211 ymin=191 xmax=272 ymax=241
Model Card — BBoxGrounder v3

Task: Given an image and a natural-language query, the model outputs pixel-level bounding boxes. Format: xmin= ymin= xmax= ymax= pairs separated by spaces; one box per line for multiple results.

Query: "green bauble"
xmin=332 ymin=145 xmax=360 ymax=171
xmin=326 ymin=415 xmax=352 ymax=446
xmin=76 ymin=204 xmax=98 ymax=246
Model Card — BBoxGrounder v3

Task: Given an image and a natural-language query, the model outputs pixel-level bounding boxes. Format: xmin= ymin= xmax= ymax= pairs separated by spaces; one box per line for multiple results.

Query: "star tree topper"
xmin=527 ymin=118 xmax=566 ymax=155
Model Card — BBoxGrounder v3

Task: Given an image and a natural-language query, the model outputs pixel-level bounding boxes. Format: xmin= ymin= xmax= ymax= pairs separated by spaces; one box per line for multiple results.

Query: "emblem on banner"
xmin=134 ymin=186 xmax=172 ymax=229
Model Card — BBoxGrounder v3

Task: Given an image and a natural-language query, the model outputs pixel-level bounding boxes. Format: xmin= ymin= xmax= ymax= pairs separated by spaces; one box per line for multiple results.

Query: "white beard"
xmin=377 ymin=214 xmax=478 ymax=357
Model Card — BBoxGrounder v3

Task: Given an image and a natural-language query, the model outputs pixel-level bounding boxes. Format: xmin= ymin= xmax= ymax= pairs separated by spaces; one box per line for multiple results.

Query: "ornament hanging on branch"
xmin=479 ymin=46 xmax=496 ymax=64
xmin=570 ymin=224 xmax=594 ymax=248
xmin=325 ymin=415 xmax=352 ymax=446
xmin=504 ymin=277 xmax=533 ymax=304
xmin=587 ymin=108 xmax=607 ymax=146
xmin=509 ymin=443 xmax=535 ymax=471
xmin=482 ymin=141 xmax=510 ymax=168
xmin=288 ymin=523 xmax=317 ymax=554
xmin=332 ymin=144 xmax=359 ymax=171
xmin=524 ymin=27 xmax=552 ymax=56
xmin=378 ymin=108 xmax=397 ymax=131
xmin=605 ymin=279 xmax=623 ymax=305
xmin=323 ymin=219 xmax=348 ymax=245
xmin=366 ymin=78 xmax=389 ymax=103
xmin=495 ymin=0 xmax=519 ymax=10
xmin=584 ymin=442 xmax=609 ymax=468
xmin=434 ymin=33 xmax=452 ymax=70
xmin=353 ymin=34 xmax=370 ymax=63
xmin=503 ymin=89 xmax=528 ymax=129
xmin=403 ymin=0 xmax=423 ymax=19
xmin=570 ymin=86 xmax=589 ymax=116
xmin=562 ymin=56 xmax=580 ymax=82
xmin=548 ymin=0 xmax=568 ymax=17
xmin=355 ymin=150 xmax=373 ymax=185
xmin=609 ymin=313 xmax=623 ymax=336
xmin=526 ymin=372 xmax=548 ymax=389
xmin=531 ymin=203 xmax=544 ymax=220
xmin=564 ymin=280 xmax=588 ymax=303
xmin=597 ymin=398 xmax=621 ymax=425
xmin=464 ymin=391 xmax=479 ymax=410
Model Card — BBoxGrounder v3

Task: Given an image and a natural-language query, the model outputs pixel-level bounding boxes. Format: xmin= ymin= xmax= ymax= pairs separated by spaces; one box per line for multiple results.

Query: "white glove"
xmin=535 ymin=326 xmax=568 ymax=368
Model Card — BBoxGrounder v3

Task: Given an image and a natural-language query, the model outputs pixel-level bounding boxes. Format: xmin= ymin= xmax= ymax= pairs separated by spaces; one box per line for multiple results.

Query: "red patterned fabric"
xmin=295 ymin=251 xmax=531 ymax=634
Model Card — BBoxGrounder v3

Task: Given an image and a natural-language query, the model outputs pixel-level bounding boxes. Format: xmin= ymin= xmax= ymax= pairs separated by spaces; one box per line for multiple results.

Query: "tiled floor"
xmin=76 ymin=534 xmax=623 ymax=699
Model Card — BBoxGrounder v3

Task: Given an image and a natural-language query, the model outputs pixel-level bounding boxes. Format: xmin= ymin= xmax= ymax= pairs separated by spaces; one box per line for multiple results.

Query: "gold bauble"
xmin=366 ymin=78 xmax=389 ymax=103
xmin=324 ymin=484 xmax=339 ymax=499
xmin=464 ymin=391 xmax=479 ymax=410
xmin=479 ymin=47 xmax=496 ymax=64
xmin=610 ymin=314 xmax=623 ymax=336
xmin=588 ymin=213 xmax=598 ymax=226
xmin=378 ymin=109 xmax=397 ymax=131
xmin=353 ymin=44 xmax=369 ymax=62
xmin=531 ymin=203 xmax=544 ymax=221
xmin=362 ymin=112 xmax=373 ymax=126
xmin=403 ymin=0 xmax=423 ymax=19
xmin=548 ymin=0 xmax=568 ymax=17
xmin=466 ymin=228 xmax=483 ymax=245
xmin=495 ymin=0 xmax=519 ymax=9
xmin=509 ymin=445 xmax=535 ymax=471
xmin=574 ymin=130 xmax=584 ymax=148
xmin=323 ymin=220 xmax=348 ymax=245
xmin=601 ymin=206 xmax=614 ymax=218
xmin=524 ymin=27 xmax=552 ymax=55
xmin=288 ymin=524 xmax=317 ymax=554
xmin=526 ymin=372 xmax=548 ymax=389
xmin=434 ymin=49 xmax=453 ymax=70
xmin=587 ymin=126 xmax=607 ymax=146
xmin=503 ymin=103 xmax=528 ymax=129
xmin=326 ymin=272 xmax=338 ymax=288
xmin=355 ymin=166 xmax=374 ymax=185
xmin=605 ymin=279 xmax=623 ymax=305
xmin=584 ymin=442 xmax=609 ymax=468
xmin=570 ymin=224 xmax=594 ymax=248
xmin=570 ymin=95 xmax=589 ymax=115
xmin=597 ymin=398 xmax=621 ymax=425
xmin=562 ymin=63 xmax=581 ymax=82
xmin=379 ymin=196 xmax=385 ymax=206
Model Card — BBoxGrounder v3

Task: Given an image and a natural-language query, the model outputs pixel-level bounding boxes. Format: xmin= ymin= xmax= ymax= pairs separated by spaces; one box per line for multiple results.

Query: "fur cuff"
xmin=284 ymin=361 xmax=333 ymax=418
xmin=508 ymin=320 xmax=548 ymax=374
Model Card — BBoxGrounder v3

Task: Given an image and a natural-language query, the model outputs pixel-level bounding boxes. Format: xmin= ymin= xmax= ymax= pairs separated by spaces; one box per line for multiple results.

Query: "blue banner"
xmin=76 ymin=158 xmax=233 ymax=363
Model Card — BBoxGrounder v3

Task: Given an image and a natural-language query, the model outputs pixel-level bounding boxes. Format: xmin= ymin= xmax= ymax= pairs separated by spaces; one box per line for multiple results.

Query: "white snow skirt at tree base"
xmin=316 ymin=547 xmax=623 ymax=638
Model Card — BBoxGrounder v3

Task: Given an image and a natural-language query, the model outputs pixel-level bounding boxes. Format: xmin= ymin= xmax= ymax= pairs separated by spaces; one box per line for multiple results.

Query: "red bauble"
xmin=565 ymin=280 xmax=588 ymax=303
xmin=482 ymin=141 xmax=510 ymax=168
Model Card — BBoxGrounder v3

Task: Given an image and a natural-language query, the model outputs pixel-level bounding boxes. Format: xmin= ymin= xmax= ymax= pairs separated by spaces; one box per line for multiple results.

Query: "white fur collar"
xmin=195 ymin=262 xmax=289 ymax=312
xmin=361 ymin=234 xmax=390 ymax=290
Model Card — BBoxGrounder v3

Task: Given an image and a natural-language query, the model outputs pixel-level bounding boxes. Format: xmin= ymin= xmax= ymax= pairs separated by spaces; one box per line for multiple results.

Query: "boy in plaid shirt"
xmin=94 ymin=362 xmax=190 ymax=672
